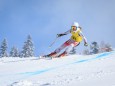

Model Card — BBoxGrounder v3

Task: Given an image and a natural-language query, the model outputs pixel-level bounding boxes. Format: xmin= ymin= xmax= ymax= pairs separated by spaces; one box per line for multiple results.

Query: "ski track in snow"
xmin=17 ymin=52 xmax=112 ymax=76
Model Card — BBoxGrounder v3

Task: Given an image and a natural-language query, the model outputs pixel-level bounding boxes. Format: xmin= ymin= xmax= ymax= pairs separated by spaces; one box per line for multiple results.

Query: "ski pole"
xmin=49 ymin=36 xmax=58 ymax=48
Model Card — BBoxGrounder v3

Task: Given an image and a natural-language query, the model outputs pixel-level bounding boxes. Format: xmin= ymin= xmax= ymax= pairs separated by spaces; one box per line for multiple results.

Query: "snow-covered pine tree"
xmin=18 ymin=51 xmax=23 ymax=58
xmin=0 ymin=39 xmax=8 ymax=57
xmin=21 ymin=35 xmax=34 ymax=57
xmin=90 ymin=41 xmax=99 ymax=54
xmin=10 ymin=46 xmax=19 ymax=57
xmin=100 ymin=41 xmax=113 ymax=52
xmin=104 ymin=43 xmax=113 ymax=52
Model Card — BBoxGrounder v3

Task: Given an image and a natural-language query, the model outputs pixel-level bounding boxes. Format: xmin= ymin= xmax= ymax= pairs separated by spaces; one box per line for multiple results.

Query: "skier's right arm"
xmin=57 ymin=29 xmax=71 ymax=37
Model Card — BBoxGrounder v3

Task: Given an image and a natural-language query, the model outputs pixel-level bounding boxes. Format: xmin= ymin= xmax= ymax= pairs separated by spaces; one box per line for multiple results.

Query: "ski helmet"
xmin=72 ymin=22 xmax=79 ymax=27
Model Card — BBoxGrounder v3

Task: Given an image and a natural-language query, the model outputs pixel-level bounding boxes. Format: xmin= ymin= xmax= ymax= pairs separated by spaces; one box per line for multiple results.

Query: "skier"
xmin=44 ymin=22 xmax=88 ymax=58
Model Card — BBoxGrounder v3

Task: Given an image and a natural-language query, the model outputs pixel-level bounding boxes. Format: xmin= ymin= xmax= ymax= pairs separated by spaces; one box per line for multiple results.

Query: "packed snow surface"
xmin=0 ymin=51 xmax=115 ymax=86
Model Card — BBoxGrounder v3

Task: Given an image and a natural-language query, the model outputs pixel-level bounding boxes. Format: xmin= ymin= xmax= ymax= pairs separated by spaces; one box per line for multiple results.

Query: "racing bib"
xmin=71 ymin=29 xmax=82 ymax=42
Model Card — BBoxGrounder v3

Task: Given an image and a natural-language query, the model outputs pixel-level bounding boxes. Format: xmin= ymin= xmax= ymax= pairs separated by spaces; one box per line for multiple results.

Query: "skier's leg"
xmin=58 ymin=41 xmax=80 ymax=57
xmin=46 ymin=39 xmax=72 ymax=57
xmin=54 ymin=39 xmax=72 ymax=53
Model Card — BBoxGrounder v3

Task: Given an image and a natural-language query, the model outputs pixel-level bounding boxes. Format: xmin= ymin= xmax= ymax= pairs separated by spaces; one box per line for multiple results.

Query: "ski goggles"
xmin=71 ymin=26 xmax=77 ymax=31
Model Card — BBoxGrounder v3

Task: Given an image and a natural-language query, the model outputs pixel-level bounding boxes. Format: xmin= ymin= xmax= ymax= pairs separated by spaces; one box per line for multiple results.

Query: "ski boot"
xmin=44 ymin=52 xmax=57 ymax=59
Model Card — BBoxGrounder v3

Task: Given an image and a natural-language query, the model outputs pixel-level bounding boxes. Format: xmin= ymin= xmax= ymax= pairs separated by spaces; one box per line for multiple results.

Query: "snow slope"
xmin=0 ymin=51 xmax=115 ymax=86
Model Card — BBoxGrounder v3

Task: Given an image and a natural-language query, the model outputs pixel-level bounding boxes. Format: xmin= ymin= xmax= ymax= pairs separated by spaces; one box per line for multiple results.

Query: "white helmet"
xmin=72 ymin=22 xmax=79 ymax=27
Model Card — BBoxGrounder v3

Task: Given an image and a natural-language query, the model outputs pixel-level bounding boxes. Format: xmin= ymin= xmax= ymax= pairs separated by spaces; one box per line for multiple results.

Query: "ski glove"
xmin=57 ymin=34 xmax=66 ymax=37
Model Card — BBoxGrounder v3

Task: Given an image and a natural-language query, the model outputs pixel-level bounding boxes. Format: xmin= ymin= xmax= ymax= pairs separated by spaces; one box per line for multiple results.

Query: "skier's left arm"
xmin=79 ymin=31 xmax=88 ymax=46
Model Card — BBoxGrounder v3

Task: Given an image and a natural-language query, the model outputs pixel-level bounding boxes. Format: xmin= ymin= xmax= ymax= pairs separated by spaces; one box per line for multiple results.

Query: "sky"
xmin=0 ymin=0 xmax=115 ymax=56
